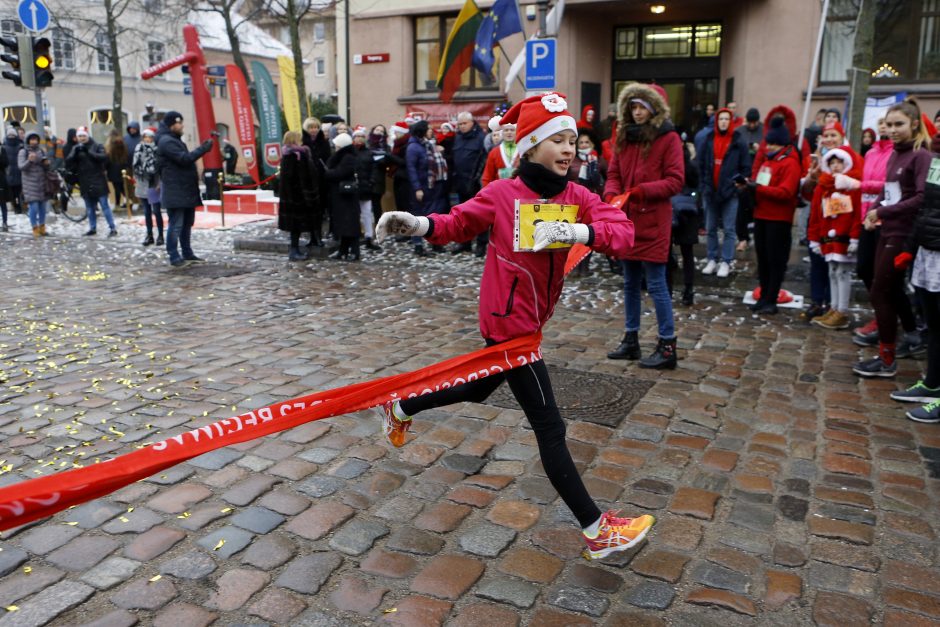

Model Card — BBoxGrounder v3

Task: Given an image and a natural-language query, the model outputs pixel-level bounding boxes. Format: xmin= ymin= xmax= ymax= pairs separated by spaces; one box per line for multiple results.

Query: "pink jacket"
xmin=427 ymin=177 xmax=635 ymax=342
xmin=860 ymin=138 xmax=893 ymax=219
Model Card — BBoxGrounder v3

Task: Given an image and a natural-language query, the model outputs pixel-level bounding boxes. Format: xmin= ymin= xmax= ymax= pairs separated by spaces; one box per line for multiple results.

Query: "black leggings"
xmin=754 ymin=219 xmax=792 ymax=304
xmin=918 ymin=288 xmax=940 ymax=388
xmin=856 ymin=227 xmax=879 ymax=291
xmin=399 ymin=352 xmax=601 ymax=527
xmin=668 ymin=243 xmax=695 ymax=293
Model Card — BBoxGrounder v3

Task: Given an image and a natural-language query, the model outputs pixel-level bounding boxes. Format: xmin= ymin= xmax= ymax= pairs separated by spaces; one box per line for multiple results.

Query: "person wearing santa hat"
xmin=604 ymin=83 xmax=685 ymax=369
xmin=480 ymin=116 xmax=517 ymax=188
xmin=132 ymin=127 xmax=164 ymax=246
xmin=374 ymin=92 xmax=655 ymax=560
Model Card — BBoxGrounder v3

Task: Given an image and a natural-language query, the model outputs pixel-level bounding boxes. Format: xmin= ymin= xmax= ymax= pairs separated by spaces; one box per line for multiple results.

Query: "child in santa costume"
xmin=480 ymin=116 xmax=517 ymax=187
xmin=375 ymin=92 xmax=654 ymax=559
xmin=808 ymin=146 xmax=863 ymax=330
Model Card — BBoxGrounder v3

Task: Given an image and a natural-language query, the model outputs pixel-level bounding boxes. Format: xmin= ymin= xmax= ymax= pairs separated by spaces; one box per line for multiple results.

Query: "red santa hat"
xmin=352 ymin=125 xmax=367 ymax=137
xmin=499 ymin=92 xmax=577 ymax=150
xmin=822 ymin=121 xmax=846 ymax=138
xmin=389 ymin=121 xmax=409 ymax=137
xmin=76 ymin=126 xmax=90 ymax=137
xmin=440 ymin=121 xmax=455 ymax=134
xmin=141 ymin=127 xmax=156 ymax=138
xmin=488 ymin=115 xmax=516 ymax=132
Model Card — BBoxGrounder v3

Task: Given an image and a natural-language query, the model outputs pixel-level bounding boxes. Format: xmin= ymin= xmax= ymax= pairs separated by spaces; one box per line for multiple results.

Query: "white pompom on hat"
xmin=389 ymin=121 xmax=409 ymax=137
xmin=332 ymin=132 xmax=353 ymax=149
xmin=499 ymin=92 xmax=576 ymax=150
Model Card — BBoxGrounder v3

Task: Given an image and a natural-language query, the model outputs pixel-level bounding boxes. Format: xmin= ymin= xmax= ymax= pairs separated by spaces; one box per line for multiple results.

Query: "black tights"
xmin=1 ymin=201 xmax=6 ymax=225
xmin=400 ymin=352 xmax=602 ymax=527
xmin=919 ymin=288 xmax=940 ymax=389
xmin=290 ymin=230 xmax=302 ymax=248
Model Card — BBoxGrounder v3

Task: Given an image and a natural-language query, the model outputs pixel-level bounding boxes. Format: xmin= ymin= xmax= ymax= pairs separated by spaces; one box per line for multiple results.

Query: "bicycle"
xmin=50 ymin=168 xmax=87 ymax=222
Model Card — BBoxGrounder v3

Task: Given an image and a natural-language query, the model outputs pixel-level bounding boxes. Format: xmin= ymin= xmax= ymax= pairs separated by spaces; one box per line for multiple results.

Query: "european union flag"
xmin=472 ymin=0 xmax=523 ymax=77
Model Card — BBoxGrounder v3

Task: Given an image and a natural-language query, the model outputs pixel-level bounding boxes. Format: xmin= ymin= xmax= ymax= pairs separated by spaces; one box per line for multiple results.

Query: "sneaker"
xmin=854 ymin=319 xmax=877 ymax=337
xmin=170 ymin=259 xmax=187 ymax=268
xmin=84 ymin=229 xmax=97 ymax=236
xmin=378 ymin=401 xmax=412 ymax=448
xmin=853 ymin=356 xmax=897 ymax=378
xmin=582 ymin=510 xmax=656 ymax=560
xmin=896 ymin=334 xmax=927 ymax=359
xmin=183 ymin=255 xmax=206 ymax=263
xmin=801 ymin=304 xmax=829 ymax=321
xmin=852 ymin=328 xmax=879 ymax=347
xmin=907 ymin=399 xmax=940 ymax=423
xmin=716 ymin=261 xmax=731 ymax=278
xmin=702 ymin=259 xmax=718 ymax=275
xmin=891 ymin=380 xmax=940 ymax=404
xmin=811 ymin=309 xmax=836 ymax=328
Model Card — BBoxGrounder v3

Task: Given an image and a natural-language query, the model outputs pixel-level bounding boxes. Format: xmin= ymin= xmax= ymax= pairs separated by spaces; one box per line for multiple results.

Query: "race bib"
xmin=514 ymin=200 xmax=580 ymax=252
xmin=927 ymin=157 xmax=940 ymax=186
xmin=882 ymin=181 xmax=901 ymax=206
xmin=756 ymin=166 xmax=772 ymax=186
xmin=823 ymin=193 xmax=853 ymax=218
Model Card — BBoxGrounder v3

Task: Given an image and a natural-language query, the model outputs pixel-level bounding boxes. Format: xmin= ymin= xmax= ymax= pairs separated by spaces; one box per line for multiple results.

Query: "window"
xmin=313 ymin=22 xmax=325 ymax=42
xmin=96 ymin=31 xmax=112 ymax=72
xmin=643 ymin=25 xmax=693 ymax=58
xmin=52 ymin=28 xmax=75 ymax=70
xmin=0 ymin=20 xmax=24 ymax=37
xmin=315 ymin=57 xmax=326 ymax=76
xmin=821 ymin=0 xmax=940 ymax=83
xmin=148 ymin=41 xmax=165 ymax=67
xmin=615 ymin=28 xmax=638 ymax=60
xmin=414 ymin=15 xmax=490 ymax=93
xmin=695 ymin=23 xmax=721 ymax=57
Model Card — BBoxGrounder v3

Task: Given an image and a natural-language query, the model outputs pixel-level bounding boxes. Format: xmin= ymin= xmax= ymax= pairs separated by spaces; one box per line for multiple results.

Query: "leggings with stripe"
xmin=399 ymin=345 xmax=602 ymax=527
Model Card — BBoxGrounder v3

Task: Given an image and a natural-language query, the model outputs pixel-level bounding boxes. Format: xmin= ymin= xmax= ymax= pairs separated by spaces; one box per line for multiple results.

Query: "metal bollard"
xmin=218 ymin=172 xmax=226 ymax=227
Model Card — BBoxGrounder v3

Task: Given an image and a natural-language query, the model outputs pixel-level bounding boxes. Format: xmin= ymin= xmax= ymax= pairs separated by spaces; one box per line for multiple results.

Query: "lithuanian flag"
xmin=436 ymin=0 xmax=483 ymax=102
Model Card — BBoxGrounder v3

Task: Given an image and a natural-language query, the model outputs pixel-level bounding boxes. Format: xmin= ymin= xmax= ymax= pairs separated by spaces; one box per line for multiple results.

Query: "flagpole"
xmin=498 ymin=43 xmax=527 ymax=93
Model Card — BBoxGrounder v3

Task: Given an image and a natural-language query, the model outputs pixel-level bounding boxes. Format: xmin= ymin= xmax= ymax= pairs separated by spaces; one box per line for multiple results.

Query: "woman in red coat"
xmin=603 ymin=83 xmax=685 ymax=368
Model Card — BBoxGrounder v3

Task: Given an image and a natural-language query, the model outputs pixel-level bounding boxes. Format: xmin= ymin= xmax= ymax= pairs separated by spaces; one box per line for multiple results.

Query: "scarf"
xmin=518 ymin=159 xmax=568 ymax=199
xmin=712 ymin=127 xmax=733 ymax=187
xmin=282 ymin=144 xmax=309 ymax=160
xmin=425 ymin=139 xmax=447 ymax=186
xmin=133 ymin=142 xmax=158 ymax=179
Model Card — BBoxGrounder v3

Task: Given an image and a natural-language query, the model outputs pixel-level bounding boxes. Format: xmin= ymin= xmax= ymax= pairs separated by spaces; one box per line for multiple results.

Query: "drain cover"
xmin=484 ymin=366 xmax=653 ymax=427
xmin=181 ymin=264 xmax=254 ymax=279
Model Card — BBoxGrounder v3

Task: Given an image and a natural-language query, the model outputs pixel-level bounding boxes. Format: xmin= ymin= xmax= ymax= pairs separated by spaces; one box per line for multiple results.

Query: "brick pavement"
xmin=0 ymin=216 xmax=936 ymax=626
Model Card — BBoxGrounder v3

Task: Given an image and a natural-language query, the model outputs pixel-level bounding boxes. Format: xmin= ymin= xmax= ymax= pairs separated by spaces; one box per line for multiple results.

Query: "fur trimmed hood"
xmin=616 ymin=83 xmax=670 ymax=130
xmin=615 ymin=83 xmax=672 ymax=147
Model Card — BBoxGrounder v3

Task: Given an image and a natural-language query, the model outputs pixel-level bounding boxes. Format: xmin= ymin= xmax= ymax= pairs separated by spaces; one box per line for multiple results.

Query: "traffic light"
xmin=32 ymin=37 xmax=52 ymax=87
xmin=0 ymin=34 xmax=33 ymax=88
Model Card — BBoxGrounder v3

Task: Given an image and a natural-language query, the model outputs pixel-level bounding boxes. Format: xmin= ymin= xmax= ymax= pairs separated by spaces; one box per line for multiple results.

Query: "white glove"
xmin=375 ymin=211 xmax=430 ymax=243
xmin=809 ymin=241 xmax=822 ymax=256
xmin=847 ymin=239 xmax=858 ymax=255
xmin=532 ymin=221 xmax=590 ymax=252
xmin=834 ymin=173 xmax=860 ymax=191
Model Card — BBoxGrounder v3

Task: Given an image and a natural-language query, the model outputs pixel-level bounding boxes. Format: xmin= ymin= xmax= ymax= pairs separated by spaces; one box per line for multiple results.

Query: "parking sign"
xmin=525 ymin=38 xmax=556 ymax=91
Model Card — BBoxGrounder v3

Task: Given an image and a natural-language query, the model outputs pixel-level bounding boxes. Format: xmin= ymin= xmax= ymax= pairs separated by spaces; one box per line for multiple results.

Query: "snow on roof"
xmin=189 ymin=9 xmax=293 ymax=60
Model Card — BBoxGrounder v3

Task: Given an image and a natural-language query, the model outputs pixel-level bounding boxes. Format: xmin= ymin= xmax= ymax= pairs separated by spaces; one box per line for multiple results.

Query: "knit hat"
xmin=142 ymin=127 xmax=156 ymax=137
xmin=25 ymin=132 xmax=39 ymax=143
xmin=764 ymin=115 xmax=790 ymax=146
xmin=499 ymin=92 xmax=577 ymax=150
xmin=163 ymin=111 xmax=183 ymax=127
xmin=332 ymin=132 xmax=352 ymax=149
xmin=822 ymin=121 xmax=846 ymax=138
xmin=389 ymin=121 xmax=409 ymax=137
xmin=410 ymin=120 xmax=429 ymax=138
xmin=352 ymin=125 xmax=367 ymax=137
xmin=745 ymin=107 xmax=760 ymax=123
xmin=76 ymin=126 xmax=89 ymax=137
xmin=5 ymin=127 xmax=15 ymax=138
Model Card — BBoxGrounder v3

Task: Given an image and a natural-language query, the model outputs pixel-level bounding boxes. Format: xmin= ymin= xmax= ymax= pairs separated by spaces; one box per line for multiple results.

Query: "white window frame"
xmin=52 ymin=27 xmax=75 ymax=70
xmin=96 ymin=31 xmax=113 ymax=73
xmin=315 ymin=57 xmax=326 ymax=76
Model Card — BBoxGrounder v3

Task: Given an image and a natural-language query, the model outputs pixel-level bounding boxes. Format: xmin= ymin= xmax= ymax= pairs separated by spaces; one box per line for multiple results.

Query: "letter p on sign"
xmin=525 ymin=38 xmax=556 ymax=91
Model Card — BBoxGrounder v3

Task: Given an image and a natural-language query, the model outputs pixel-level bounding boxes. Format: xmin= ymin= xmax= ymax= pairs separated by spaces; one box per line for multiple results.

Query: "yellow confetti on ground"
xmin=177 ymin=512 xmax=191 ymax=519
xmin=213 ymin=539 xmax=225 ymax=551
xmin=22 ymin=567 xmax=30 ymax=574
xmin=118 ymin=517 xmax=129 ymax=523
xmin=220 ymin=508 xmax=232 ymax=513
xmin=382 ymin=608 xmax=397 ymax=614
xmin=6 ymin=606 xmax=18 ymax=611
xmin=149 ymin=575 xmax=161 ymax=582
xmin=62 ymin=522 xmax=78 ymax=526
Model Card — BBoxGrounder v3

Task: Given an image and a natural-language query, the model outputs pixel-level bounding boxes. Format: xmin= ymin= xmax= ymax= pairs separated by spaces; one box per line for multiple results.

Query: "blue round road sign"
xmin=17 ymin=0 xmax=50 ymax=33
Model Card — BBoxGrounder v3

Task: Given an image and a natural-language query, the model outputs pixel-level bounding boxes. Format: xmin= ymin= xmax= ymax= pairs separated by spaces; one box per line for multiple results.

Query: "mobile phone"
xmin=732 ymin=173 xmax=747 ymax=185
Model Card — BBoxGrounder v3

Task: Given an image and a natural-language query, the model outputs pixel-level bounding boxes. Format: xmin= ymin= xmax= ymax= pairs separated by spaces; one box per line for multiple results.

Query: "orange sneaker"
xmin=582 ymin=510 xmax=655 ymax=560
xmin=379 ymin=401 xmax=412 ymax=448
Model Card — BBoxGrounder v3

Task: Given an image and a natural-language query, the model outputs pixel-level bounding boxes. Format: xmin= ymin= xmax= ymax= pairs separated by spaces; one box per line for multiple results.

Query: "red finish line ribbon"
xmin=0 ymin=333 xmax=543 ymax=531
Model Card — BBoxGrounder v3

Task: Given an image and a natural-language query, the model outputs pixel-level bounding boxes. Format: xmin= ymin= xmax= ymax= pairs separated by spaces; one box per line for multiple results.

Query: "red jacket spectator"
xmin=753 ymin=144 xmax=801 ymax=223
xmin=603 ymin=83 xmax=684 ymax=263
xmin=807 ymin=147 xmax=863 ymax=260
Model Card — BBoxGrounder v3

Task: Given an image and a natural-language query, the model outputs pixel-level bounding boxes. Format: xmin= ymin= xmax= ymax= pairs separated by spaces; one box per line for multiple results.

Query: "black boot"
xmin=289 ymin=246 xmax=306 ymax=261
xmin=156 ymin=233 xmax=164 ymax=246
xmin=607 ymin=331 xmax=640 ymax=360
xmin=414 ymin=245 xmax=428 ymax=257
xmin=639 ymin=337 xmax=678 ymax=370
xmin=682 ymin=286 xmax=694 ymax=306
xmin=142 ymin=233 xmax=154 ymax=246
xmin=365 ymin=238 xmax=381 ymax=251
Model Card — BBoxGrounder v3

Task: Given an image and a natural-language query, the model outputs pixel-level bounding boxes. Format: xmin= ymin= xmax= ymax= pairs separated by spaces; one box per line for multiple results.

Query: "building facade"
xmin=0 ymin=0 xmax=290 ymax=173
xmin=344 ymin=0 xmax=940 ymax=138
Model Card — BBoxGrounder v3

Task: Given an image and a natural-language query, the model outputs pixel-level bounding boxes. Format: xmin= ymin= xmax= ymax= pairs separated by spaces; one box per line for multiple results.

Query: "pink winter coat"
xmin=427 ymin=177 xmax=635 ymax=343
xmin=859 ymin=138 xmax=893 ymax=220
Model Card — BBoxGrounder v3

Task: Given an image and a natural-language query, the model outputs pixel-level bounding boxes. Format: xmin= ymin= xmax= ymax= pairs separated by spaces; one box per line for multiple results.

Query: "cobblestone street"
xmin=0 ymin=212 xmax=935 ymax=626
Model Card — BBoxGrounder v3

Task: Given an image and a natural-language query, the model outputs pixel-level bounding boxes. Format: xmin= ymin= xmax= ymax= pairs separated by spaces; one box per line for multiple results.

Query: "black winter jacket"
xmin=917 ymin=157 xmax=940 ymax=251
xmin=156 ymin=123 xmax=211 ymax=209
xmin=697 ymin=128 xmax=751 ymax=203
xmin=66 ymin=140 xmax=109 ymax=199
